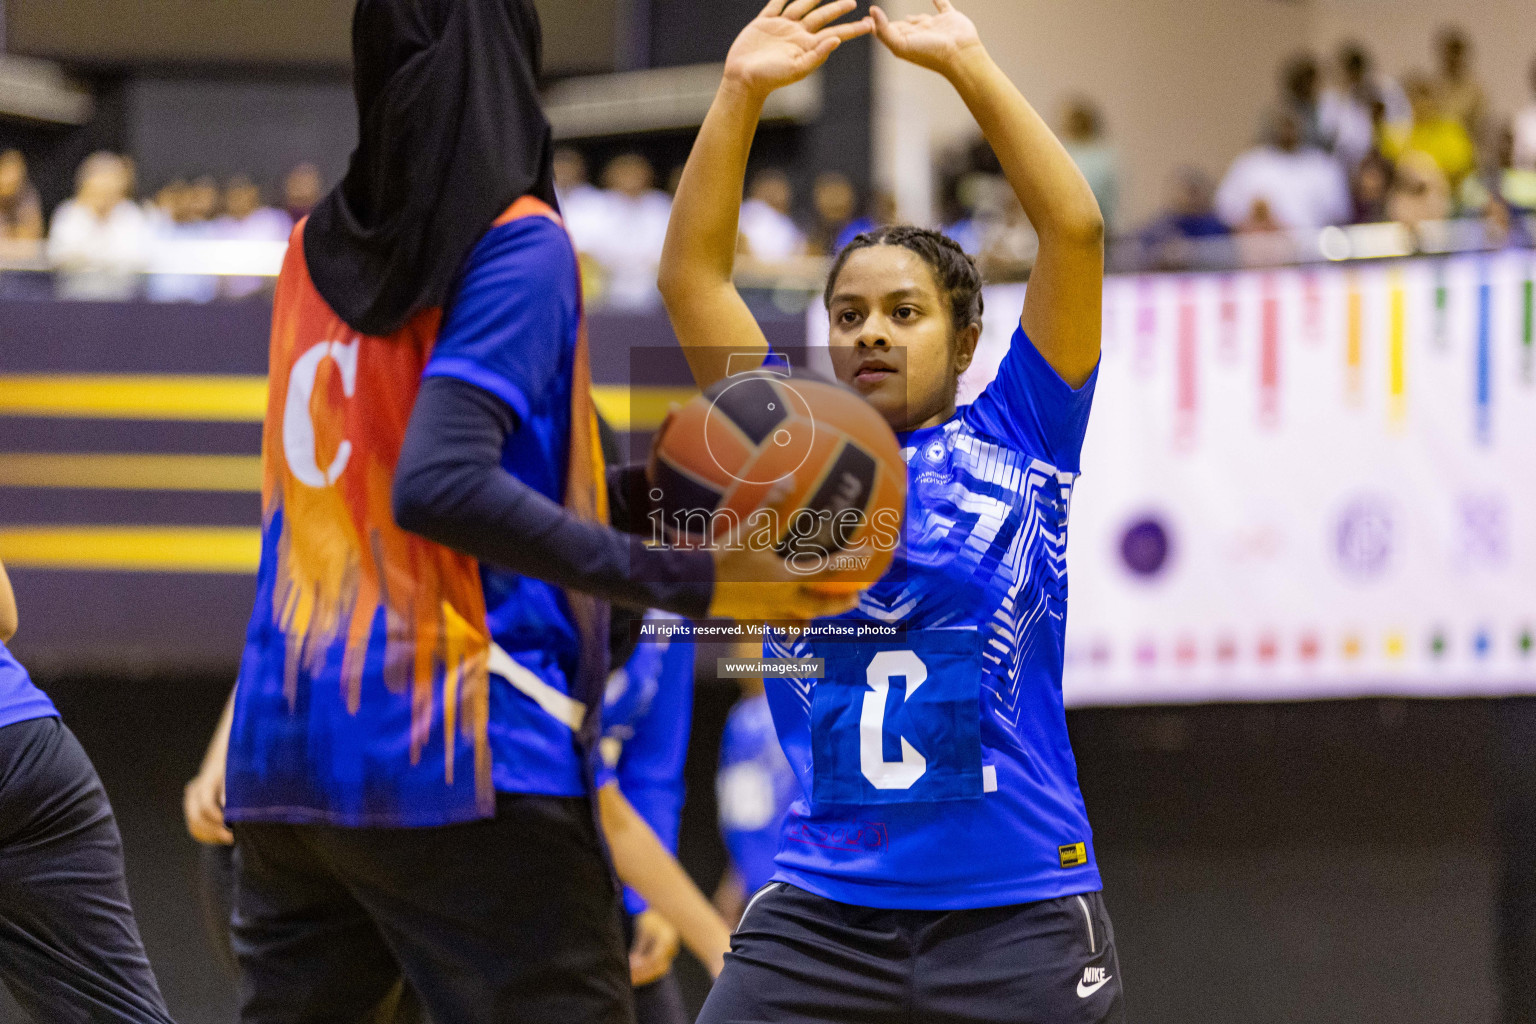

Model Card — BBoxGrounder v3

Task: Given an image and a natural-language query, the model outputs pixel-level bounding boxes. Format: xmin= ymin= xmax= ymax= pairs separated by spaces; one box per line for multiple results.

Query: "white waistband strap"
xmin=487 ymin=643 xmax=588 ymax=733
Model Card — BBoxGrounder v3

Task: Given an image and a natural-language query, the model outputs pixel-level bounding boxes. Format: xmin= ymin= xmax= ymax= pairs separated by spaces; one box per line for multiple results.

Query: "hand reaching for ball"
xmin=708 ymin=477 xmax=864 ymax=624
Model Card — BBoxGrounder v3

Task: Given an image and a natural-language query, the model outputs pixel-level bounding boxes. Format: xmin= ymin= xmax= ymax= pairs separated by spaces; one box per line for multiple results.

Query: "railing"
xmin=1108 ymin=215 xmax=1536 ymax=274
xmin=2 ymin=216 xmax=1532 ymax=307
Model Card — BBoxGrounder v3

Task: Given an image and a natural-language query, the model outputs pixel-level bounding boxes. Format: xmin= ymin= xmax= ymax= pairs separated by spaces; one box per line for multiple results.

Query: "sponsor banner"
xmin=816 ymin=254 xmax=1536 ymax=703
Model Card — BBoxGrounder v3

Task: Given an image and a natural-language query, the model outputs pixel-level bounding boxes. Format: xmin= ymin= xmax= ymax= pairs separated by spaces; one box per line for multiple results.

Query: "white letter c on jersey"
xmin=860 ymin=649 xmax=928 ymax=789
xmin=283 ymin=339 xmax=359 ymax=488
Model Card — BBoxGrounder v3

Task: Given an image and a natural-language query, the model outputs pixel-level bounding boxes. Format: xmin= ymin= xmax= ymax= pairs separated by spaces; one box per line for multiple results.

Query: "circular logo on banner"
xmin=1120 ymin=515 xmax=1174 ymax=579
xmin=1334 ymin=497 xmax=1394 ymax=579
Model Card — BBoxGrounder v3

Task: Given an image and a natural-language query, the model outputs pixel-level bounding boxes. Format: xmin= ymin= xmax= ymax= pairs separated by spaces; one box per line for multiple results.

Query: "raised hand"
xmin=724 ymin=0 xmax=873 ymax=99
xmin=870 ymin=0 xmax=983 ymax=77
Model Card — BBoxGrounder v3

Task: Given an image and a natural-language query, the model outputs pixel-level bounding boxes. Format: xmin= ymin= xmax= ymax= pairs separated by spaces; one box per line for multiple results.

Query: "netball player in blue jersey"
xmin=0 ymin=555 xmax=175 ymax=1022
xmin=713 ymin=648 xmax=799 ymax=922
xmin=594 ymin=612 xmax=726 ymax=1023
xmin=659 ymin=1 xmax=1121 ymax=1020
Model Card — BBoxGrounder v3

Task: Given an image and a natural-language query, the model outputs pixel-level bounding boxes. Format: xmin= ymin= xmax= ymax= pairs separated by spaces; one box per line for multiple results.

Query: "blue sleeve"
xmin=965 ymin=322 xmax=1099 ymax=473
xmin=613 ymin=639 xmax=695 ymax=915
xmin=716 ymin=702 xmax=790 ymax=894
xmin=423 ymin=216 xmax=579 ymax=423
xmin=615 ymin=639 xmax=694 ymax=851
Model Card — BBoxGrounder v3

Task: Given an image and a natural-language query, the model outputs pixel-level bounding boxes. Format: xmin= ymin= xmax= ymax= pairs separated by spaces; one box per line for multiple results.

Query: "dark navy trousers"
xmin=699 ymin=882 xmax=1126 ymax=1024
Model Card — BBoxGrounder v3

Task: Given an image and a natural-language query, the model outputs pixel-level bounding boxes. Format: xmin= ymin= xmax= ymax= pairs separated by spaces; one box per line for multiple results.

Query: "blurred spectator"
xmin=940 ymin=210 xmax=981 ymax=256
xmin=1385 ymin=149 xmax=1452 ymax=226
xmin=1461 ymin=123 xmax=1536 ymax=215
xmin=214 ymin=175 xmax=292 ymax=299
xmin=0 ymin=150 xmax=43 ymax=242
xmin=184 ymin=175 xmax=221 ymax=226
xmin=1482 ymin=194 xmax=1534 ymax=249
xmin=1513 ymin=57 xmax=1536 ymax=172
xmin=283 ymin=163 xmax=322 ymax=222
xmin=1503 ymin=150 xmax=1536 ymax=213
xmin=939 ymin=137 xmax=1005 ymax=254
xmin=1279 ymin=55 xmax=1328 ymax=150
xmin=1351 ymin=149 xmax=1395 ymax=223
xmin=941 ymin=138 xmax=1036 ymax=266
xmin=807 ymin=171 xmax=863 ymax=255
xmin=145 ymin=178 xmax=217 ymax=304
xmin=1139 ymin=167 xmax=1230 ymax=258
xmin=215 ymin=176 xmax=291 ymax=241
xmin=738 ymin=168 xmax=805 ymax=262
xmin=553 ymin=147 xmax=607 ymax=243
xmin=664 ymin=164 xmax=686 ymax=198
xmin=869 ymin=192 xmax=897 ymax=228
xmin=1215 ymin=109 xmax=1351 ymax=230
xmin=1059 ymin=97 xmax=1120 ymax=232
xmin=1319 ymin=43 xmax=1409 ymax=170
xmin=1431 ymin=27 xmax=1486 ymax=140
xmin=577 ymin=152 xmax=670 ymax=309
xmin=1382 ymin=75 xmax=1476 ymax=189
xmin=145 ymin=178 xmax=185 ymax=233
xmin=974 ymin=189 xmax=1038 ymax=277
xmin=47 ymin=152 xmax=152 ymax=300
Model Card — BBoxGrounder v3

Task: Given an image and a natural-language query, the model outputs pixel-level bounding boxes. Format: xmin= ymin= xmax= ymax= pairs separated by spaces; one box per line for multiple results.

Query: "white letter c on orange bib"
xmin=283 ymin=339 xmax=359 ymax=488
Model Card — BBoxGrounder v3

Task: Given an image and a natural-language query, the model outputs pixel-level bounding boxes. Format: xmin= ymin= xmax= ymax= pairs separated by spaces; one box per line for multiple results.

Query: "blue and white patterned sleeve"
xmin=965 ymin=323 xmax=1098 ymax=472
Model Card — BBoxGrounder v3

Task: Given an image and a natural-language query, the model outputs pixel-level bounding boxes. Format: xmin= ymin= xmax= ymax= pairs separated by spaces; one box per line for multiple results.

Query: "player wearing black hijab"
xmin=222 ymin=2 xmax=848 ymax=1023
xmin=304 ymin=0 xmax=557 ymax=336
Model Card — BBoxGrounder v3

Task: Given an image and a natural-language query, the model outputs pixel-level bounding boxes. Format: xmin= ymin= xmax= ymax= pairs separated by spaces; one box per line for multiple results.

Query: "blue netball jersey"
xmin=595 ymin=611 xmax=696 ymax=915
xmin=227 ymin=205 xmax=590 ymax=828
xmin=0 ymin=641 xmax=56 ymax=731
xmin=717 ymin=692 xmax=798 ymax=894
xmin=763 ymin=323 xmax=1099 ymax=910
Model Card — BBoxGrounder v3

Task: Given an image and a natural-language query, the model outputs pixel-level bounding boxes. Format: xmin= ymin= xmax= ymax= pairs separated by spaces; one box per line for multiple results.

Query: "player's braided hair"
xmin=823 ymin=225 xmax=984 ymax=337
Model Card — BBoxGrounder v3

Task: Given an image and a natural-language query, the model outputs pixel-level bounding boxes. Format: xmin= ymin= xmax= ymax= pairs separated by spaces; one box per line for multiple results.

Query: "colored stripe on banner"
xmin=1259 ymin=276 xmax=1279 ymax=426
xmin=0 ymin=526 xmax=260 ymax=573
xmin=1302 ymin=269 xmax=1322 ymax=342
xmin=0 ymin=454 xmax=262 ymax=492
xmin=1219 ymin=274 xmax=1239 ymax=362
xmin=1433 ymin=259 xmax=1449 ymax=349
xmin=1176 ymin=282 xmax=1198 ymax=448
xmin=1388 ymin=271 xmax=1406 ymax=426
xmin=1345 ymin=272 xmax=1363 ymax=405
xmin=1523 ymin=272 xmax=1533 ymax=384
xmin=1477 ymin=270 xmax=1492 ymax=445
xmin=1134 ymin=277 xmax=1157 ymax=375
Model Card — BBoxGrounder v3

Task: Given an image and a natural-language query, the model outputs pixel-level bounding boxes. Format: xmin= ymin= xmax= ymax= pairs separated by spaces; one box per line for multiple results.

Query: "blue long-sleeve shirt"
xmin=596 ymin=611 xmax=696 ymax=915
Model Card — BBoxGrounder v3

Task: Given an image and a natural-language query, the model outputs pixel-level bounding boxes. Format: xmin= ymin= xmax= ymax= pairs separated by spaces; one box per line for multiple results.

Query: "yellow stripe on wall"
xmin=0 ymin=526 xmax=260 ymax=574
xmin=592 ymin=385 xmax=698 ymax=432
xmin=0 ymin=375 xmax=269 ymax=421
xmin=0 ymin=454 xmax=261 ymax=492
xmin=0 ymin=374 xmax=684 ymax=431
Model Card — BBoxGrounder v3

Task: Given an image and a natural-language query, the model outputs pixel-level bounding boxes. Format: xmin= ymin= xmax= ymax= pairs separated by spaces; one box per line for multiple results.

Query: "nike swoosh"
xmin=1077 ymin=976 xmax=1112 ymax=998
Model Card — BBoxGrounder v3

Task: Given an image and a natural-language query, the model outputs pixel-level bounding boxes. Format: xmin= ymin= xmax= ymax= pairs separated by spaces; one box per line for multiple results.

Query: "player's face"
xmin=826 ymin=246 xmax=973 ymax=432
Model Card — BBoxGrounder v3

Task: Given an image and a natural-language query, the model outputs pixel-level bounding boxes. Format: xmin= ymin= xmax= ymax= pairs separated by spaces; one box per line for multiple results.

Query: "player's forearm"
xmin=945 ymin=49 xmax=1103 ymax=244
xmin=200 ymin=686 xmax=236 ymax=776
xmin=660 ymin=80 xmax=761 ymax=296
xmin=658 ymin=81 xmax=772 ymax=388
xmin=393 ymin=377 xmax=714 ymax=617
xmin=599 ymin=785 xmax=732 ymax=975
xmin=620 ymin=782 xmax=684 ymax=857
